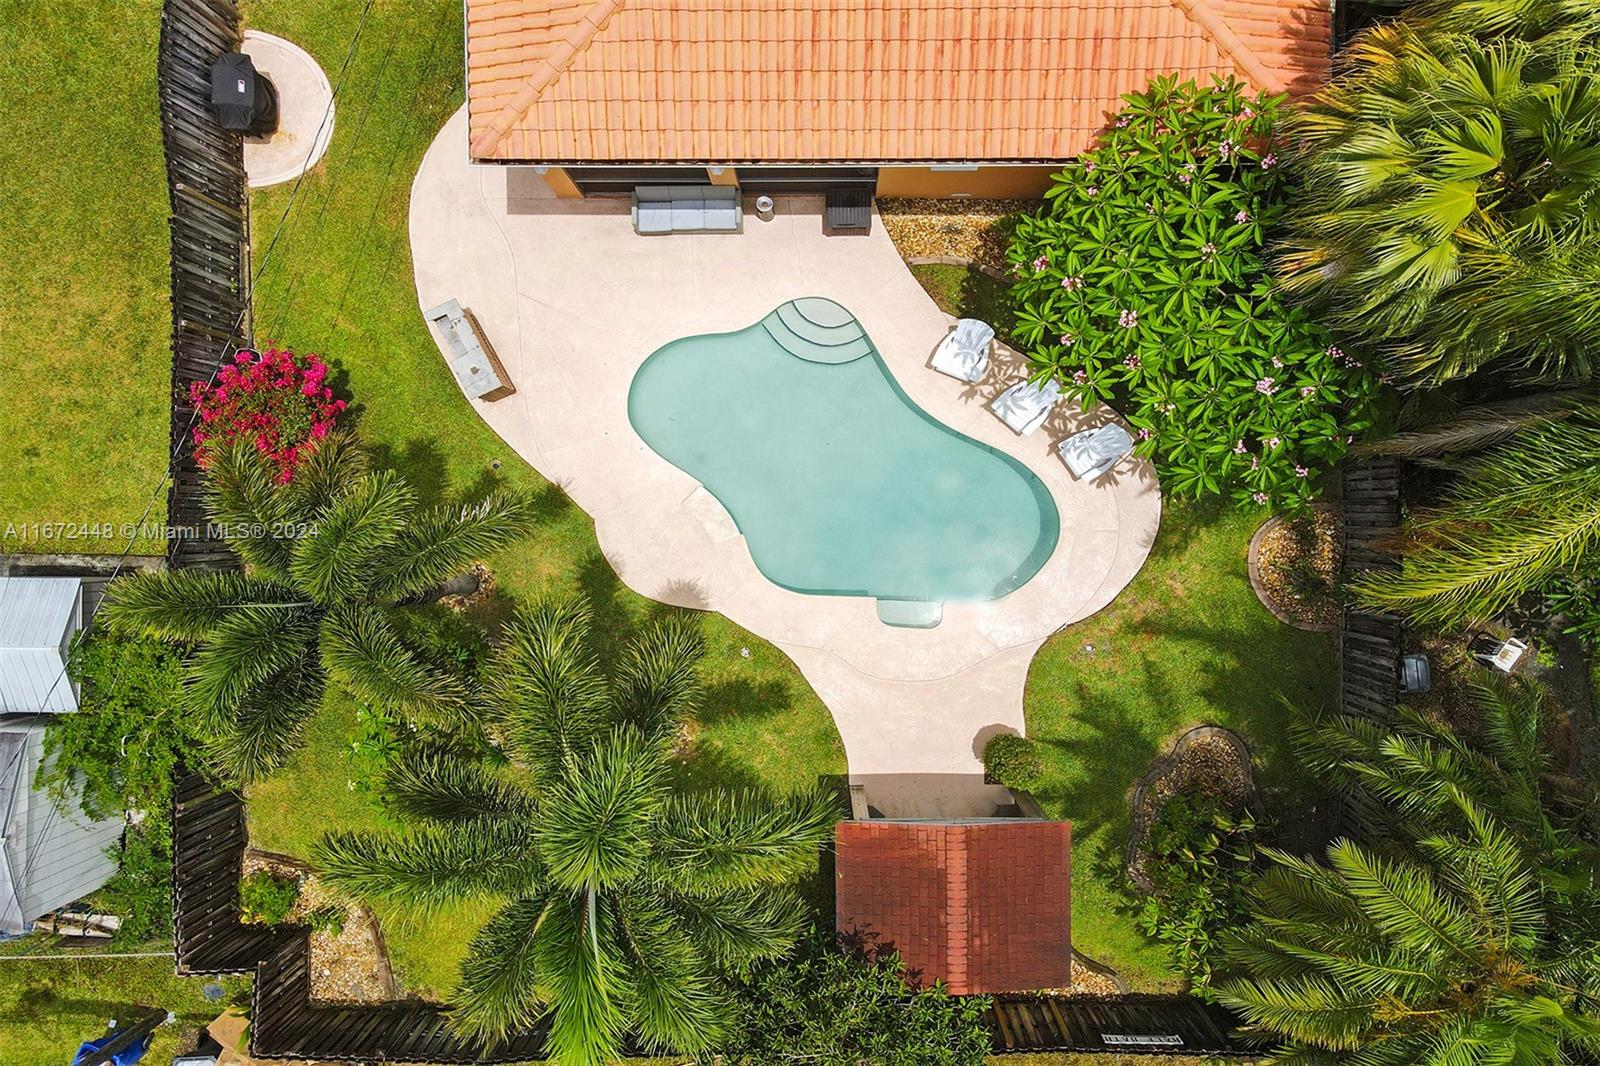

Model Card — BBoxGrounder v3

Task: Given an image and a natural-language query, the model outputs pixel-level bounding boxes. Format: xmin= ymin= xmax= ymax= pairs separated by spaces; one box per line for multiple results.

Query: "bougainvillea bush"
xmin=1008 ymin=76 xmax=1380 ymax=509
xmin=190 ymin=347 xmax=346 ymax=483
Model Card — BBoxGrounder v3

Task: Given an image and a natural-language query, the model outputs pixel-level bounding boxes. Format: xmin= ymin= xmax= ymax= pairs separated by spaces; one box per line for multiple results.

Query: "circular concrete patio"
xmin=408 ymin=107 xmax=1162 ymax=815
xmin=241 ymin=31 xmax=334 ymax=189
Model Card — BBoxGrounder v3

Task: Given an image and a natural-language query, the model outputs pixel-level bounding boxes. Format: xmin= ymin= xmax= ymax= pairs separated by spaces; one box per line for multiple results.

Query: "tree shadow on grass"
xmin=697 ymin=676 xmax=794 ymax=728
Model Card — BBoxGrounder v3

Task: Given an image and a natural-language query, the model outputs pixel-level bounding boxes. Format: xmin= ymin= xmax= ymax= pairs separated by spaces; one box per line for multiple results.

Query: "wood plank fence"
xmin=988 ymin=994 xmax=1245 ymax=1056
xmin=1338 ymin=458 xmax=1405 ymax=722
xmin=157 ymin=0 xmax=250 ymax=571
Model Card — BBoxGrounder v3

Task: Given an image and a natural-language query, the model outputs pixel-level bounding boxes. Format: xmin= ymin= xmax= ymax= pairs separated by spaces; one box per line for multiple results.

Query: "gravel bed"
xmin=1254 ymin=508 xmax=1341 ymax=630
xmin=1124 ymin=727 xmax=1254 ymax=895
xmin=878 ymin=198 xmax=1039 ymax=270
xmin=243 ymin=851 xmax=395 ymax=1004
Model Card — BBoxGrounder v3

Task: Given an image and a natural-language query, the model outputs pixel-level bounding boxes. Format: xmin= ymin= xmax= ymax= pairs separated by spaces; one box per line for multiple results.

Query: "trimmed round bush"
xmin=983 ymin=733 xmax=1044 ymax=791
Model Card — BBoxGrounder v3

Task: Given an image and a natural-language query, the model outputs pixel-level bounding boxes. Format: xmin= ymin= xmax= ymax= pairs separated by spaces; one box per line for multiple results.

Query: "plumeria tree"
xmin=1008 ymin=76 xmax=1381 ymax=509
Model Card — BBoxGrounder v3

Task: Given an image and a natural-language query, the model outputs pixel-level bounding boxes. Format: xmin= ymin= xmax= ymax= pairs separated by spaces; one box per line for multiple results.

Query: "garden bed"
xmin=879 ymin=197 xmax=1035 ymax=270
xmin=1124 ymin=726 xmax=1254 ymax=895
xmin=243 ymin=849 xmax=395 ymax=1004
xmin=1249 ymin=508 xmax=1341 ymax=631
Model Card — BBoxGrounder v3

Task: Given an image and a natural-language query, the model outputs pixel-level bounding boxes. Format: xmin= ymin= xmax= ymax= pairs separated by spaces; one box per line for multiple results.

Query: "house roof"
xmin=0 ymin=577 xmax=81 ymax=715
xmin=464 ymin=0 xmax=1333 ymax=164
xmin=835 ymin=819 xmax=1072 ymax=995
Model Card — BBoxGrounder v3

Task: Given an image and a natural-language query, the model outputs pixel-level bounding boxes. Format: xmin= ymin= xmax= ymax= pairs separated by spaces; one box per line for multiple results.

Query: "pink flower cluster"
xmin=190 ymin=347 xmax=348 ymax=484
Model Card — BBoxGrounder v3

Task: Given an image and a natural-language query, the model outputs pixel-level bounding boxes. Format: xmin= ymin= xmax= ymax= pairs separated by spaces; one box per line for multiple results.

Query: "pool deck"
xmin=410 ymin=108 xmax=1161 ymax=817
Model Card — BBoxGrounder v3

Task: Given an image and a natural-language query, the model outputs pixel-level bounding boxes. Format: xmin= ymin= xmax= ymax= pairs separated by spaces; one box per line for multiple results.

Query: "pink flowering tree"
xmin=189 ymin=347 xmax=348 ymax=484
xmin=1008 ymin=76 xmax=1381 ymax=509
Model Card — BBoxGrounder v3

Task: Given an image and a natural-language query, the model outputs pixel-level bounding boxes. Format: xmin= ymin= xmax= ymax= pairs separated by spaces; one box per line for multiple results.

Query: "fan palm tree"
xmin=1218 ymin=678 xmax=1600 ymax=1063
xmin=311 ymin=599 xmax=839 ymax=1065
xmin=1350 ymin=405 xmax=1600 ymax=626
xmin=102 ymin=433 xmax=534 ymax=779
xmin=1276 ymin=11 xmax=1600 ymax=385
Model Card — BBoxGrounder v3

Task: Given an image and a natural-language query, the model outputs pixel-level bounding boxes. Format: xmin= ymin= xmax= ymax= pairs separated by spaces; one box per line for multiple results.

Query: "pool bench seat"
xmin=632 ymin=185 xmax=743 ymax=235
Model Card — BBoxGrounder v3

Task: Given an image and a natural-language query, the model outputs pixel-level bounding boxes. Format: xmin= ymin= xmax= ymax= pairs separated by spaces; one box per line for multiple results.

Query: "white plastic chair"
xmin=930 ymin=319 xmax=994 ymax=383
xmin=1057 ymin=423 xmax=1134 ymax=479
xmin=990 ymin=377 xmax=1061 ymax=436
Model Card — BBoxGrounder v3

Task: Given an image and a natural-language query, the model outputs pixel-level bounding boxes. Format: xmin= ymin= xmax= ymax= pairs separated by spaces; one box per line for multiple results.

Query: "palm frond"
xmin=284 ymin=429 xmax=368 ymax=518
xmin=311 ymin=820 xmax=541 ymax=911
xmin=449 ymin=893 xmax=555 ymax=1050
xmin=183 ymin=605 xmax=321 ymax=726
xmin=526 ymin=891 xmax=633 ymax=1066
xmin=654 ymin=786 xmax=839 ymax=891
xmin=383 ymin=747 xmax=539 ymax=825
xmin=368 ymin=490 xmax=535 ymax=602
xmin=288 ymin=469 xmax=415 ymax=603
xmin=101 ymin=570 xmax=304 ymax=641
xmin=205 ymin=659 xmax=324 ymax=782
xmin=201 ymin=439 xmax=299 ymax=577
xmin=490 ymin=599 xmax=609 ymax=775
xmin=1352 ymin=391 xmax=1593 ymax=460
xmin=1325 ymin=841 xmax=1478 ymax=962
xmin=658 ymin=885 xmax=809 ymax=972
xmin=612 ymin=888 xmax=726 ymax=1055
xmin=608 ymin=611 xmax=705 ymax=747
xmin=319 ymin=604 xmax=469 ymax=724
xmin=535 ymin=728 xmax=665 ymax=893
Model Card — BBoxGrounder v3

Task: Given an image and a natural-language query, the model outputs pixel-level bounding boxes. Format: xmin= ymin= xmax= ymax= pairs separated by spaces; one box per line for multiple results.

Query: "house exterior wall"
xmin=539 ymin=167 xmax=583 ymax=199
xmin=875 ymin=165 xmax=1060 ymax=199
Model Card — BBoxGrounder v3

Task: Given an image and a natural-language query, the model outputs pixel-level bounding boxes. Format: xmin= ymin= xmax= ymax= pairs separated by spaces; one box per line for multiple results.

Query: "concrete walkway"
xmin=409 ymin=108 xmax=1160 ymax=816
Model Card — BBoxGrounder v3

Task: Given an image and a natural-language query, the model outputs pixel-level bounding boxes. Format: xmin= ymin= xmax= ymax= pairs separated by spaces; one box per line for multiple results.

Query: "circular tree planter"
xmin=1248 ymin=505 xmax=1341 ymax=632
xmin=1124 ymin=725 xmax=1254 ymax=895
xmin=241 ymin=31 xmax=335 ymax=188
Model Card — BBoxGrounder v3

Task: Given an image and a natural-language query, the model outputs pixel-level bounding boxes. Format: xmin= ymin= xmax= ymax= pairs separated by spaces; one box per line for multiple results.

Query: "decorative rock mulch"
xmin=243 ymin=849 xmax=396 ymax=1004
xmin=1248 ymin=506 xmax=1341 ymax=632
xmin=1123 ymin=726 xmax=1255 ymax=896
xmin=878 ymin=197 xmax=1038 ymax=270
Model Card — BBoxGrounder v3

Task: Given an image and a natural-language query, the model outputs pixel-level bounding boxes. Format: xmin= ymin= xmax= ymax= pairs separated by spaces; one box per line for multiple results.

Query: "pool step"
xmin=763 ymin=305 xmax=875 ymax=364
xmin=776 ymin=299 xmax=865 ymax=346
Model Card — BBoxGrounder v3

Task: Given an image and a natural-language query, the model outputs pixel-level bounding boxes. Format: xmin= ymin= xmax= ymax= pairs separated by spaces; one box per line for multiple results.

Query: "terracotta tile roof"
xmin=464 ymin=0 xmax=1331 ymax=163
xmin=834 ymin=819 xmax=1072 ymax=995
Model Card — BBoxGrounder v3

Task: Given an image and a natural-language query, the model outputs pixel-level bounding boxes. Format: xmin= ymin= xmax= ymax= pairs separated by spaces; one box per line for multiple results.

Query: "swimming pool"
xmin=627 ymin=298 xmax=1059 ymax=621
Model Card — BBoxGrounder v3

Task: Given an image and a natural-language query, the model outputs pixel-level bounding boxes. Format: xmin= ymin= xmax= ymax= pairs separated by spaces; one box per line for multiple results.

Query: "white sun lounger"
xmin=1058 ymin=422 xmax=1135 ymax=479
xmin=930 ymin=319 xmax=995 ymax=383
xmin=991 ymin=377 xmax=1061 ymax=436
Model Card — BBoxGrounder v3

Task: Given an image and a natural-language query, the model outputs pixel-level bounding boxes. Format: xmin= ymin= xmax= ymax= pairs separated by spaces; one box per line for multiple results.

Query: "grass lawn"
xmin=1023 ymin=498 xmax=1335 ymax=988
xmin=909 ymin=262 xmax=1018 ymax=345
xmin=0 ymin=1 xmax=170 ymax=555
xmin=239 ymin=0 xmax=845 ymax=995
xmin=0 ymin=937 xmax=248 ymax=1066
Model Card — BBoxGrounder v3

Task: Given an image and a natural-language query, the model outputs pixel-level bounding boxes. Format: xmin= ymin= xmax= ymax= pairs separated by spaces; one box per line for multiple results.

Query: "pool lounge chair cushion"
xmin=931 ymin=319 xmax=995 ymax=383
xmin=991 ymin=378 xmax=1061 ymax=436
xmin=1058 ymin=422 xmax=1134 ymax=479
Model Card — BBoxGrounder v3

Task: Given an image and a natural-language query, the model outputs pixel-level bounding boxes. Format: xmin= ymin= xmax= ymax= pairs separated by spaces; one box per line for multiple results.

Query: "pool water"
xmin=627 ymin=298 xmax=1059 ymax=614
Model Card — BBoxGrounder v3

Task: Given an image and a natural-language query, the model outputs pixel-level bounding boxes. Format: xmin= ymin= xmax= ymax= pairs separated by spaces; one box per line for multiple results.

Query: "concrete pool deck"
xmin=410 ymin=107 xmax=1161 ymax=816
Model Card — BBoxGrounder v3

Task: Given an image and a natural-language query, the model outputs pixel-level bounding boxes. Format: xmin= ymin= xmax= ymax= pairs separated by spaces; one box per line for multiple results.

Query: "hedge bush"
xmin=1008 ymin=75 xmax=1380 ymax=509
xmin=982 ymin=733 xmax=1044 ymax=792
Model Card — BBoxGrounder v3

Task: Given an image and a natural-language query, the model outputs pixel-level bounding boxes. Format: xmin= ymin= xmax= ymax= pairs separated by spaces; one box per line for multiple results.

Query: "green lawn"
xmin=0 ymin=1 xmax=170 ymax=555
xmin=909 ymin=262 xmax=1018 ymax=346
xmin=239 ymin=0 xmax=845 ymax=996
xmin=1023 ymin=498 xmax=1335 ymax=988
xmin=0 ymin=937 xmax=248 ymax=1066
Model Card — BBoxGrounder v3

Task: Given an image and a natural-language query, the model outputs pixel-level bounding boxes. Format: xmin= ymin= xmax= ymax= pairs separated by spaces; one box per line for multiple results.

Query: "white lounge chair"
xmin=991 ymin=377 xmax=1061 ymax=436
xmin=930 ymin=319 xmax=995 ymax=383
xmin=1057 ymin=422 xmax=1135 ymax=479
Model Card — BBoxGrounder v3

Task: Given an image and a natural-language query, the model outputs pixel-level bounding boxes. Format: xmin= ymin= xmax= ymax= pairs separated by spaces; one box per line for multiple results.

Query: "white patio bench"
xmin=631 ymin=185 xmax=743 ymax=235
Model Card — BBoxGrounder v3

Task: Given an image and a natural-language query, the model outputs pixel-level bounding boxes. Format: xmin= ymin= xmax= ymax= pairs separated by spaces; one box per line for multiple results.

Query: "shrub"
xmin=189 ymin=346 xmax=347 ymax=483
xmin=1007 ymin=76 xmax=1380 ymax=510
xmin=982 ymin=732 xmax=1044 ymax=792
xmin=1135 ymin=794 xmax=1258 ymax=990
xmin=240 ymin=870 xmax=301 ymax=925
xmin=39 ymin=630 xmax=204 ymax=942
xmin=721 ymin=930 xmax=992 ymax=1065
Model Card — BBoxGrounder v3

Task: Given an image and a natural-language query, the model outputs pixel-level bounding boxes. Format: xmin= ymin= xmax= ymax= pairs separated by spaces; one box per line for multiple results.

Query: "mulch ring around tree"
xmin=1124 ymin=726 xmax=1255 ymax=896
xmin=1248 ymin=506 xmax=1342 ymax=632
xmin=243 ymin=849 xmax=398 ymax=1004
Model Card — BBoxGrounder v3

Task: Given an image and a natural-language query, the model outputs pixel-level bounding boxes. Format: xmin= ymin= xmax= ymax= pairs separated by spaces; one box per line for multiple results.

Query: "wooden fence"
xmin=988 ymin=994 xmax=1245 ymax=1056
xmin=1338 ymin=458 xmax=1405 ymax=722
xmin=157 ymin=0 xmax=250 ymax=571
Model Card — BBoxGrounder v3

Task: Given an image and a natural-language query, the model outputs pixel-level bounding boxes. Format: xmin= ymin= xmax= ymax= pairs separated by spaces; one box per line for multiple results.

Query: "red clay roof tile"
xmin=834 ymin=819 xmax=1072 ymax=996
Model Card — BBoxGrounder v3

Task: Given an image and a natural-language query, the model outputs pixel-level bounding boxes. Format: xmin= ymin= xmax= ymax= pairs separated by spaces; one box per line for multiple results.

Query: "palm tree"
xmin=1350 ymin=405 xmax=1600 ymax=626
xmin=102 ymin=433 xmax=534 ymax=779
xmin=311 ymin=599 xmax=839 ymax=1065
xmin=1218 ymin=678 xmax=1600 ymax=1063
xmin=1275 ymin=9 xmax=1600 ymax=386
